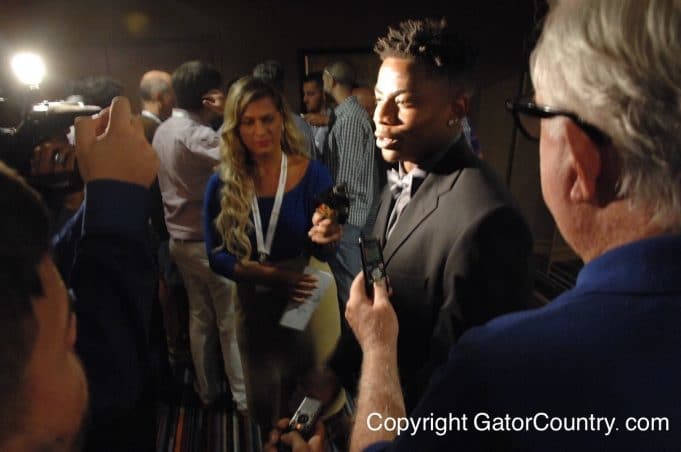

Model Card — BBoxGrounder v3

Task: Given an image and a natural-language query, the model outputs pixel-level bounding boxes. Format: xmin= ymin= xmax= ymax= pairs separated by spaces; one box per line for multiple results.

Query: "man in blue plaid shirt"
xmin=322 ymin=60 xmax=381 ymax=309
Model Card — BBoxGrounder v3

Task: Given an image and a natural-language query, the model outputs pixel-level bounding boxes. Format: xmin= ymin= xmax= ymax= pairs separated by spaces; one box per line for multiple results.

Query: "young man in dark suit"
xmin=369 ymin=17 xmax=534 ymax=409
xmin=328 ymin=17 xmax=534 ymax=412
xmin=347 ymin=2 xmax=681 ymax=450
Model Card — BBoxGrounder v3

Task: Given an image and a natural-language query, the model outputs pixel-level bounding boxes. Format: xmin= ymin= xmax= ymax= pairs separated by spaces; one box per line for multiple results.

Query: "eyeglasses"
xmin=505 ymin=99 xmax=610 ymax=146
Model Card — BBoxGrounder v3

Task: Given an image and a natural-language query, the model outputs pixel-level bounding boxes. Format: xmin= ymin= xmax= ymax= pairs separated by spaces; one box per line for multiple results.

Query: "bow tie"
xmin=387 ymin=168 xmax=412 ymax=200
xmin=388 ymin=166 xmax=428 ymax=200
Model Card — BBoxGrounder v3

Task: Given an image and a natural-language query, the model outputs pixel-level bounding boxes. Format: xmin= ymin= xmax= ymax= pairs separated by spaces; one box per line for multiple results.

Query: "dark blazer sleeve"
xmin=69 ymin=180 xmax=156 ymax=450
xmin=52 ymin=202 xmax=85 ymax=285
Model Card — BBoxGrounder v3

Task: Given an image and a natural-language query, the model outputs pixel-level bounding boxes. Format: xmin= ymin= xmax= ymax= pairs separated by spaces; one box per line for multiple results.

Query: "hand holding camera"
xmin=1 ymin=98 xmax=99 ymax=193
xmin=30 ymin=137 xmax=76 ymax=176
xmin=75 ymin=96 xmax=158 ymax=188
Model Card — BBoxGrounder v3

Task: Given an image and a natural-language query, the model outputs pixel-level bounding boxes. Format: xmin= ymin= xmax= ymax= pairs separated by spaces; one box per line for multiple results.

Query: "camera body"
xmin=0 ymin=99 xmax=100 ymax=190
xmin=315 ymin=182 xmax=350 ymax=225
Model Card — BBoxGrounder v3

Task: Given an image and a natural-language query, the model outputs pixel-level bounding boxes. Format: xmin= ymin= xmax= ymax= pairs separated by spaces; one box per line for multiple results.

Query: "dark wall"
xmin=0 ymin=0 xmax=536 ymax=107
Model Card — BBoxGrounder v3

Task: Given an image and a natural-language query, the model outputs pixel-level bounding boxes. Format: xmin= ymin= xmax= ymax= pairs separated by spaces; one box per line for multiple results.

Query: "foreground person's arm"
xmin=345 ymin=274 xmax=405 ymax=451
xmin=69 ymin=97 xmax=159 ymax=449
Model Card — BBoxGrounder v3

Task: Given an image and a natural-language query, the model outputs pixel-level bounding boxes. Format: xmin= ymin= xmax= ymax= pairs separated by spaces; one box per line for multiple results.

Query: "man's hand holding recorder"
xmin=266 ymin=259 xmax=399 ymax=452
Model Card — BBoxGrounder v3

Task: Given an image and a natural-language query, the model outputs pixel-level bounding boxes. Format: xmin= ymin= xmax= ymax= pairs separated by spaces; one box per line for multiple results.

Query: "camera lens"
xmin=297 ymin=414 xmax=309 ymax=424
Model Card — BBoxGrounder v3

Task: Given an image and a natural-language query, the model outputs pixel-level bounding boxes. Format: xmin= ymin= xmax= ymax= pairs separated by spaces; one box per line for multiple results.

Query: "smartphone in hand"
xmin=359 ymin=236 xmax=390 ymax=297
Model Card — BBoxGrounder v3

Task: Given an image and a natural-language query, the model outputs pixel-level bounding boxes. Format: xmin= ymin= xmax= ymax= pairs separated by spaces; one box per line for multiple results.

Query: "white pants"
xmin=169 ymin=239 xmax=246 ymax=410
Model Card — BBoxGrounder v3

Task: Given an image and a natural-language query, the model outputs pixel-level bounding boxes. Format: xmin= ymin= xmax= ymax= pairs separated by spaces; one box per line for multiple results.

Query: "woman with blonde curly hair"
xmin=203 ymin=76 xmax=344 ymax=432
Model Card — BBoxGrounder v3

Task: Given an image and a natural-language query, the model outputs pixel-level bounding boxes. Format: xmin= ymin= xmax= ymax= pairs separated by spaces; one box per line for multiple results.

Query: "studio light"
xmin=11 ymin=52 xmax=46 ymax=88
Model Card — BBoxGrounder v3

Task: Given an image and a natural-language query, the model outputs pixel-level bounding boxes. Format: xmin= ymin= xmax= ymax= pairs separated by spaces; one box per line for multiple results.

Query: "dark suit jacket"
xmin=331 ymin=138 xmax=534 ymax=410
xmin=141 ymin=114 xmax=160 ymax=144
xmin=140 ymin=113 xmax=169 ymax=242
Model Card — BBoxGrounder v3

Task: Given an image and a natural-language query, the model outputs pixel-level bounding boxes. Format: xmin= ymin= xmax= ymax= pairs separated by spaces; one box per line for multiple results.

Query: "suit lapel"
xmin=381 ymin=140 xmax=472 ymax=265
xmin=373 ymin=187 xmax=394 ymax=248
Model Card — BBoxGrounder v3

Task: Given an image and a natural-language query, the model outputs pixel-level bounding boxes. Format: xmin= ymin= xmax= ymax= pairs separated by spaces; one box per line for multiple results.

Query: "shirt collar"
xmin=387 ymin=163 xmax=426 ymax=200
xmin=397 ymin=162 xmax=427 ymax=180
xmin=402 ymin=133 xmax=463 ymax=176
xmin=141 ymin=110 xmax=161 ymax=124
xmin=172 ymin=108 xmax=189 ymax=118
xmin=575 ymin=233 xmax=681 ymax=294
xmin=171 ymin=108 xmax=204 ymax=124
xmin=334 ymin=95 xmax=359 ymax=117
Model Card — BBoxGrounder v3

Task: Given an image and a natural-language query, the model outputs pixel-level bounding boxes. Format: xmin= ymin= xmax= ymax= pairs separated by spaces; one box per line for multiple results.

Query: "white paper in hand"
xmin=279 ymin=267 xmax=333 ymax=331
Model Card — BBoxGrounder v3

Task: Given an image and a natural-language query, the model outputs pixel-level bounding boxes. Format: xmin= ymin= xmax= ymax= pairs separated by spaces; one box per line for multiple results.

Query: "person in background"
xmin=204 ymin=76 xmax=345 ymax=433
xmin=67 ymin=75 xmax=124 ymax=109
xmin=321 ymin=60 xmax=381 ymax=309
xmin=153 ymin=60 xmax=247 ymax=411
xmin=302 ymin=71 xmax=333 ymax=158
xmin=138 ymin=69 xmax=193 ymax=374
xmin=253 ymin=59 xmax=317 ymax=157
xmin=139 ymin=70 xmax=175 ymax=141
xmin=351 ymin=83 xmax=388 ymax=234
xmin=351 ymin=85 xmax=376 ymax=119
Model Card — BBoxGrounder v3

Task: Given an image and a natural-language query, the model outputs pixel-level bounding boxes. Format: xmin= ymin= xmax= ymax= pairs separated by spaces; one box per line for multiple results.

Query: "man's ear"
xmin=449 ymin=95 xmax=469 ymax=120
xmin=564 ymin=121 xmax=602 ymax=203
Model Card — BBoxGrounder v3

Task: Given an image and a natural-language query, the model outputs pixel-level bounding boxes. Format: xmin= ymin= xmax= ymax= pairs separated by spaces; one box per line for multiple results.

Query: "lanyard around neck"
xmin=251 ymin=153 xmax=288 ymax=263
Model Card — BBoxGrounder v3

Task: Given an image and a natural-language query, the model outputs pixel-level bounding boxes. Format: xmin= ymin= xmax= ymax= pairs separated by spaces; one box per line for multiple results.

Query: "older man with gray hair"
xmin=340 ymin=1 xmax=681 ymax=451
xmin=139 ymin=70 xmax=175 ymax=142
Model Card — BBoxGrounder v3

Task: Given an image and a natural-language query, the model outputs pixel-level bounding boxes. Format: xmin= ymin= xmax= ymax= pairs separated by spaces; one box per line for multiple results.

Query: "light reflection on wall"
xmin=124 ymin=11 xmax=150 ymax=37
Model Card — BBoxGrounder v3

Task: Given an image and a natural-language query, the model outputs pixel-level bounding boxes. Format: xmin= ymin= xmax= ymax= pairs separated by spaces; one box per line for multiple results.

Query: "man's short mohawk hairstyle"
xmin=374 ymin=17 xmax=478 ymax=84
